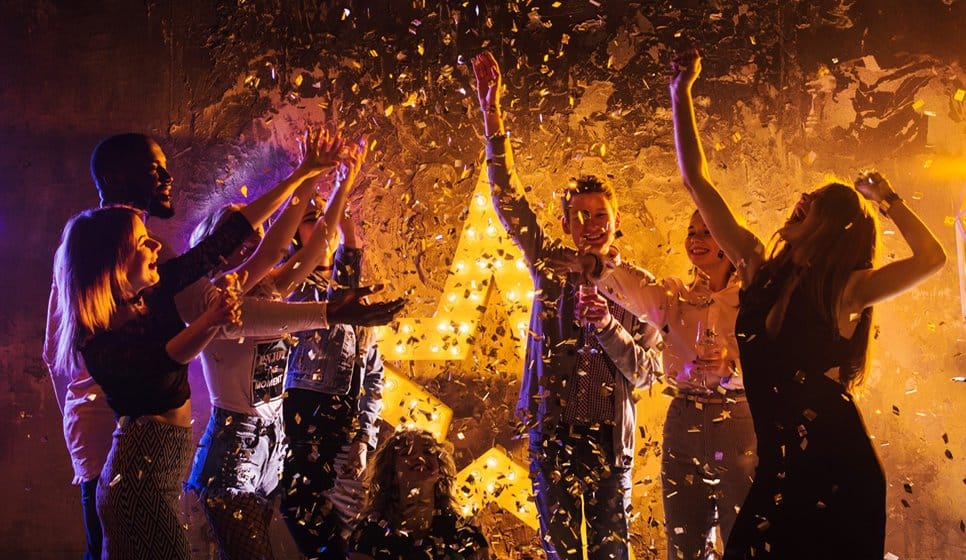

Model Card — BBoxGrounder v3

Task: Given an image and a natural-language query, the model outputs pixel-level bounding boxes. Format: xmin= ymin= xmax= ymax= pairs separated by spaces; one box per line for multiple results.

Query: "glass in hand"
xmin=578 ymin=283 xmax=599 ymax=355
xmin=692 ymin=321 xmax=720 ymax=394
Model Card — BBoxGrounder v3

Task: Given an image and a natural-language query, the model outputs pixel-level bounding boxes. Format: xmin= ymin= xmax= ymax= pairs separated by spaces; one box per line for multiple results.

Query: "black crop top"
xmin=82 ymin=211 xmax=253 ymax=418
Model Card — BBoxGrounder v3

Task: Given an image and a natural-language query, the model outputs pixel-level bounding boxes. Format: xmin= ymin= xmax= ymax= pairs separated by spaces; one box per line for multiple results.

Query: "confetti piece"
xmin=955 ymin=89 xmax=965 ymax=102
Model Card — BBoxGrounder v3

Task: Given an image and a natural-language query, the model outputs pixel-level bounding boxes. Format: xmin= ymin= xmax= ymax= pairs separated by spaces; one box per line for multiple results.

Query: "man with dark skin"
xmin=44 ymin=133 xmax=404 ymax=559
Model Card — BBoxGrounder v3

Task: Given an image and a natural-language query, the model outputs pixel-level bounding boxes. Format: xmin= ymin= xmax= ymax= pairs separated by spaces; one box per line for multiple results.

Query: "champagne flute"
xmin=578 ymin=282 xmax=599 ymax=355
xmin=693 ymin=320 xmax=720 ymax=394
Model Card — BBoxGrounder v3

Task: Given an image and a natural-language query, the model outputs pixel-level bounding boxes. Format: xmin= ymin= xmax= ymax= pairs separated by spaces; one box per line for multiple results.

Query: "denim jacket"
xmin=486 ymin=134 xmax=662 ymax=466
xmin=286 ymin=245 xmax=384 ymax=449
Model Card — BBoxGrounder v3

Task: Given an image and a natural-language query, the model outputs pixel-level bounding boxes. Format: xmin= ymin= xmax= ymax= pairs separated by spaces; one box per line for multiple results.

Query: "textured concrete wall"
xmin=1 ymin=1 xmax=964 ymax=558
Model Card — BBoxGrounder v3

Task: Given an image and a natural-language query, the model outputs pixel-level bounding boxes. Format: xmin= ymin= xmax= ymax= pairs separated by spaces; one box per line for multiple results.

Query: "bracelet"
xmin=878 ymin=191 xmax=903 ymax=216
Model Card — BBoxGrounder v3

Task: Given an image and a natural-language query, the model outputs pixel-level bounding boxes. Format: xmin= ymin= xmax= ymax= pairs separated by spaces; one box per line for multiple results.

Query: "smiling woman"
xmin=49 ymin=147 xmax=338 ymax=557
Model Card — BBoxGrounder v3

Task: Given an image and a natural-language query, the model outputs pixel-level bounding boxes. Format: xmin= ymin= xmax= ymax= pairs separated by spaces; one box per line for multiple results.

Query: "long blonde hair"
xmin=362 ymin=429 xmax=459 ymax=528
xmin=53 ymin=206 xmax=141 ymax=373
xmin=769 ymin=183 xmax=879 ymax=389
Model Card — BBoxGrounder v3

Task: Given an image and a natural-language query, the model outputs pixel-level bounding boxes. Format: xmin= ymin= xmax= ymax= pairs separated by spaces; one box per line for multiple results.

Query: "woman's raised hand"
xmin=669 ymin=49 xmax=702 ymax=96
xmin=854 ymin=170 xmax=896 ymax=204
xmin=297 ymin=127 xmax=346 ymax=177
xmin=335 ymin=137 xmax=369 ymax=192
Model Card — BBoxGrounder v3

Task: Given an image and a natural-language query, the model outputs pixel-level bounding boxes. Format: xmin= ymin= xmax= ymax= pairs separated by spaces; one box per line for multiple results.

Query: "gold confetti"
xmin=954 ymin=89 xmax=965 ymax=102
xmin=240 ymin=185 xmax=249 ymax=198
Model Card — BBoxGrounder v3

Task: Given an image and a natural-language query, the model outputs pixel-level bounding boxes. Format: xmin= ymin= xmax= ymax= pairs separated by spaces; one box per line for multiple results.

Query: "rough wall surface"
xmin=1 ymin=1 xmax=963 ymax=558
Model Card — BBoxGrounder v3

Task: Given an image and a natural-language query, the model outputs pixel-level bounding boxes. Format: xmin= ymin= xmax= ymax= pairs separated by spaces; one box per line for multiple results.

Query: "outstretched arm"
xmin=844 ymin=172 xmax=946 ymax=312
xmin=670 ymin=50 xmax=763 ymax=279
xmin=237 ymin=128 xmax=345 ymax=229
xmin=234 ymin=127 xmax=345 ymax=293
xmin=273 ymin=139 xmax=368 ymax=295
xmin=473 ymin=51 xmax=552 ymax=268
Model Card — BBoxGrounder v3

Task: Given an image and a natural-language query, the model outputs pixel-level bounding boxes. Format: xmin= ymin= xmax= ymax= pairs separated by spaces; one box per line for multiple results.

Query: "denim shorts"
xmin=187 ymin=407 xmax=286 ymax=500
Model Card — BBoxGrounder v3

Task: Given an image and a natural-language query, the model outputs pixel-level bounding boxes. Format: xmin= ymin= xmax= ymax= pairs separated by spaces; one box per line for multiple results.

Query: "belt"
xmin=665 ymin=387 xmax=747 ymax=404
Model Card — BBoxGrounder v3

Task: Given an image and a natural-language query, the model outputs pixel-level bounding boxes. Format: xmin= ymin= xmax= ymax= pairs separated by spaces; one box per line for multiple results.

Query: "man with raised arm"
xmin=472 ymin=52 xmax=663 ymax=560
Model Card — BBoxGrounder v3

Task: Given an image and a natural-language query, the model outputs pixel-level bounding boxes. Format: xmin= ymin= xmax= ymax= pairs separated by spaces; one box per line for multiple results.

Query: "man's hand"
xmin=576 ymin=285 xmax=612 ymax=329
xmin=341 ymin=440 xmax=368 ymax=479
xmin=327 ymin=285 xmax=406 ymax=327
xmin=472 ymin=51 xmax=502 ymax=113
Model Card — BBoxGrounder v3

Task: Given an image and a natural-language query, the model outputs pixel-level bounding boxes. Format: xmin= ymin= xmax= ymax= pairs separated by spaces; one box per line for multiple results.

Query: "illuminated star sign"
xmin=376 ymin=166 xmax=539 ymax=528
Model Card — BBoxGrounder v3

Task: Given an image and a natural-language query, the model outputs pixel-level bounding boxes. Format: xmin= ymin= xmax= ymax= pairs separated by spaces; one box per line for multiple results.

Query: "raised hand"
xmin=854 ymin=170 xmax=896 ymax=204
xmin=327 ymin=285 xmax=406 ymax=327
xmin=297 ymin=127 xmax=346 ymax=177
xmin=669 ymin=48 xmax=702 ymax=96
xmin=472 ymin=51 xmax=502 ymax=114
xmin=335 ymin=137 xmax=369 ymax=193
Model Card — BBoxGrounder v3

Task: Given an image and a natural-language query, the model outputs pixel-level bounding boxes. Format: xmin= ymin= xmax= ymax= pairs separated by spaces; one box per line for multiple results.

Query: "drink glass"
xmin=693 ymin=321 xmax=720 ymax=394
xmin=578 ymin=283 xmax=599 ymax=355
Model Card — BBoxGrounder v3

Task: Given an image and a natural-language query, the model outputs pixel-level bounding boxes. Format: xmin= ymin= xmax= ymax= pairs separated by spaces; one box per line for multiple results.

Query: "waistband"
xmin=211 ymin=406 xmax=282 ymax=436
xmin=665 ymin=387 xmax=747 ymax=405
xmin=553 ymin=422 xmax=616 ymax=440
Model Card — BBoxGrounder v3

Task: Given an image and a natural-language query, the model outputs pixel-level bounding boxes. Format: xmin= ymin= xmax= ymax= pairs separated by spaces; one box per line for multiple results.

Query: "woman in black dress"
xmin=668 ymin=49 xmax=946 ymax=559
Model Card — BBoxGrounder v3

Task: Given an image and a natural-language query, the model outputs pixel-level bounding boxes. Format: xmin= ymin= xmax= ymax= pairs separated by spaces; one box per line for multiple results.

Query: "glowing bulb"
xmin=506 ymin=290 xmax=518 ymax=301
xmin=515 ymin=259 xmax=527 ymax=270
xmin=437 ymin=321 xmax=449 ymax=332
xmin=486 ymin=225 xmax=497 ymax=237
xmin=401 ymin=324 xmax=412 ymax=334
xmin=475 ymin=193 xmax=486 ymax=207
xmin=454 ymin=261 xmax=466 ymax=273
xmin=458 ymin=323 xmax=471 ymax=334
xmin=450 ymin=346 xmax=460 ymax=356
xmin=395 ymin=344 xmax=405 ymax=354
xmin=466 ymin=227 xmax=476 ymax=239
xmin=486 ymin=457 xmax=498 ymax=468
xmin=447 ymin=293 xmax=457 ymax=302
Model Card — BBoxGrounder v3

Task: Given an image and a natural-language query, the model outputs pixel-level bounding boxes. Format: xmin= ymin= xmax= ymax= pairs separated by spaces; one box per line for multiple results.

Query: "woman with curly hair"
xmin=348 ymin=429 xmax=489 ymax=560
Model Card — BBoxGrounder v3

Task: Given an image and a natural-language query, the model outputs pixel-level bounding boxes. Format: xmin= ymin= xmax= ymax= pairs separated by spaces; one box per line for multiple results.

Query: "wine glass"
xmin=578 ymin=283 xmax=599 ymax=355
xmin=693 ymin=320 xmax=720 ymax=394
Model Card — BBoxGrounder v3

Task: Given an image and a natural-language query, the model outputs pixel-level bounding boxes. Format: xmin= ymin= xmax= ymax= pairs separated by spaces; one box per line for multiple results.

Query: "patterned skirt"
xmin=97 ymin=416 xmax=194 ymax=560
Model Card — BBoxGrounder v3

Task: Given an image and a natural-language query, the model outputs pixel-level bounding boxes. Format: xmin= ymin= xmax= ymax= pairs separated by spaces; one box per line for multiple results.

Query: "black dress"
xmin=724 ymin=261 xmax=885 ymax=560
